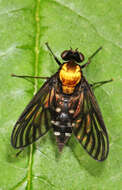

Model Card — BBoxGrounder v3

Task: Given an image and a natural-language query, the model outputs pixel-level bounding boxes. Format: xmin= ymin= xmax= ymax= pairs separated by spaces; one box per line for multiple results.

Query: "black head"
xmin=61 ymin=49 xmax=84 ymax=63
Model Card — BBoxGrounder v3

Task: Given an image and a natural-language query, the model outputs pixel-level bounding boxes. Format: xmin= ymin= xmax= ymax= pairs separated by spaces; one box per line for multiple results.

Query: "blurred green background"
xmin=0 ymin=0 xmax=121 ymax=189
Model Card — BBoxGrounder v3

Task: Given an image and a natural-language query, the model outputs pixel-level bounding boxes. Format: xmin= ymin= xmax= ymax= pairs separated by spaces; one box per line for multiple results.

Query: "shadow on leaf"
xmin=68 ymin=135 xmax=107 ymax=177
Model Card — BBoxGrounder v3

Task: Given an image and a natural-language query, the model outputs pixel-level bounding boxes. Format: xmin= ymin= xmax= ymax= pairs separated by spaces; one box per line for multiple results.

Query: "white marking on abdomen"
xmin=72 ymin=123 xmax=75 ymax=127
xmin=56 ymin=107 xmax=61 ymax=113
xmin=65 ymin=133 xmax=71 ymax=137
xmin=51 ymin=120 xmax=60 ymax=126
xmin=69 ymin=109 xmax=74 ymax=114
xmin=54 ymin=131 xmax=60 ymax=136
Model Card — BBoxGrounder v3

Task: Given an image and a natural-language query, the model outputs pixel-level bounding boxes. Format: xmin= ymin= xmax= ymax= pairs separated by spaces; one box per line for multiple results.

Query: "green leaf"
xmin=0 ymin=0 xmax=121 ymax=189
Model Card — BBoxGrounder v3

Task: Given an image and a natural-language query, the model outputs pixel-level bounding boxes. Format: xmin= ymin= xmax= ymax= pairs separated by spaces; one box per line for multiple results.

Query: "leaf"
xmin=0 ymin=0 xmax=121 ymax=189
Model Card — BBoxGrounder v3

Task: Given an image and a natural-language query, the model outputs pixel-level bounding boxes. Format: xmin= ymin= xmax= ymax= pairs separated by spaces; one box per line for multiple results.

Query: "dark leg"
xmin=16 ymin=149 xmax=23 ymax=157
xmin=90 ymin=78 xmax=113 ymax=89
xmin=81 ymin=47 xmax=102 ymax=69
xmin=45 ymin=42 xmax=61 ymax=66
xmin=11 ymin=74 xmax=49 ymax=80
xmin=11 ymin=74 xmax=49 ymax=85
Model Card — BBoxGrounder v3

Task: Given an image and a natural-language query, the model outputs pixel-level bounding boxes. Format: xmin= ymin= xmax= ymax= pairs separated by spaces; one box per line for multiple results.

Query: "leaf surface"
xmin=0 ymin=0 xmax=121 ymax=189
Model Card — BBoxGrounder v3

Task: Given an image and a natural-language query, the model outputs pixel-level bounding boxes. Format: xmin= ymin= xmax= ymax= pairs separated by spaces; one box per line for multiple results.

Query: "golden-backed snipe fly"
xmin=11 ymin=43 xmax=112 ymax=161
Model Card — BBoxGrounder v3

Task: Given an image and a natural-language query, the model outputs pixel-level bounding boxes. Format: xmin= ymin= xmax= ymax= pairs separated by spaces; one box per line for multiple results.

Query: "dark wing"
xmin=11 ymin=75 xmax=56 ymax=149
xmin=73 ymin=78 xmax=109 ymax=161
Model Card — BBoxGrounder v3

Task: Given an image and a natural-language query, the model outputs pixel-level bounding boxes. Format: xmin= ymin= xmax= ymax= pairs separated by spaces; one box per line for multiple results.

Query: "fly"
xmin=11 ymin=43 xmax=113 ymax=161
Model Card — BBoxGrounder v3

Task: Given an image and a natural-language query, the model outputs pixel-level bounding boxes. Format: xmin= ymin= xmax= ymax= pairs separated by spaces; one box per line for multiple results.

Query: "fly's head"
xmin=61 ymin=49 xmax=84 ymax=63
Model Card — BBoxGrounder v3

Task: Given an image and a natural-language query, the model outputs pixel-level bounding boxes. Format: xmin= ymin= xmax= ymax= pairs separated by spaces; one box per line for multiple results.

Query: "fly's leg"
xmin=11 ymin=74 xmax=49 ymax=84
xmin=90 ymin=79 xmax=113 ymax=89
xmin=45 ymin=42 xmax=61 ymax=66
xmin=81 ymin=47 xmax=102 ymax=69
xmin=11 ymin=74 xmax=49 ymax=80
xmin=16 ymin=149 xmax=23 ymax=157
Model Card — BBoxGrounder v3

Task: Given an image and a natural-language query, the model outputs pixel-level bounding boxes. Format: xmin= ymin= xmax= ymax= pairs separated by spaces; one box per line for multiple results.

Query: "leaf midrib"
xmin=27 ymin=0 xmax=41 ymax=189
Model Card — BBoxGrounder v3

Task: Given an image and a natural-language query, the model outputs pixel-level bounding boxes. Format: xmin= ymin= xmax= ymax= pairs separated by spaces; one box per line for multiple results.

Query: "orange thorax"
xmin=59 ymin=61 xmax=81 ymax=94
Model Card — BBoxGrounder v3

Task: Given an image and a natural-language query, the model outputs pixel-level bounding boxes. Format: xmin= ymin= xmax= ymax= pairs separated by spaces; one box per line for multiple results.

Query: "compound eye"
xmin=61 ymin=49 xmax=85 ymax=62
xmin=61 ymin=50 xmax=71 ymax=61
xmin=74 ymin=52 xmax=84 ymax=62
xmin=79 ymin=53 xmax=84 ymax=62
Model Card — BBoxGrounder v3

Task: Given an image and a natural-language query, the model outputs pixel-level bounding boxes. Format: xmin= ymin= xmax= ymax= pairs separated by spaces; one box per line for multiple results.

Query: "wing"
xmin=11 ymin=75 xmax=56 ymax=149
xmin=73 ymin=78 xmax=109 ymax=161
